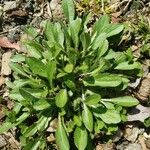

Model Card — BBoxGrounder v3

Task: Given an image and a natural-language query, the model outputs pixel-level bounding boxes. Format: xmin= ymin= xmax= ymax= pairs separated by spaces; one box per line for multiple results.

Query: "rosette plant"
xmin=0 ymin=0 xmax=142 ymax=149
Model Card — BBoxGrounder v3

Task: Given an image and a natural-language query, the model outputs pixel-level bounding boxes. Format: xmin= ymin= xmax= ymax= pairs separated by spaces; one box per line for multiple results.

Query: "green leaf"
xmin=55 ymin=89 xmax=68 ymax=108
xmin=16 ymin=112 xmax=30 ymax=124
xmin=9 ymin=62 xmax=29 ymax=77
xmin=74 ymin=126 xmax=88 ymax=150
xmin=102 ymin=96 xmax=139 ymax=107
xmin=11 ymin=54 xmax=25 ymax=62
xmin=94 ymin=109 xmax=121 ymax=124
xmin=19 ymin=88 xmax=37 ymax=103
xmin=26 ymin=57 xmax=47 ymax=77
xmin=47 ymin=61 xmax=56 ymax=85
xmin=92 ymin=33 xmax=107 ymax=50
xmin=23 ymin=124 xmax=38 ymax=137
xmin=0 ymin=122 xmax=15 ymax=134
xmin=83 ymin=74 xmax=122 ymax=87
xmin=62 ymin=0 xmax=75 ymax=23
xmin=105 ymin=24 xmax=124 ymax=37
xmin=55 ymin=116 xmax=70 ymax=150
xmin=25 ymin=41 xmax=43 ymax=59
xmin=115 ymin=61 xmax=141 ymax=70
xmin=93 ymin=14 xmax=110 ymax=34
xmin=84 ymin=94 xmax=101 ymax=106
xmin=33 ymin=99 xmax=51 ymax=110
xmin=80 ymin=32 xmax=91 ymax=51
xmin=82 ymin=104 xmax=93 ymax=132
xmin=64 ymin=64 xmax=74 ymax=73
xmin=69 ymin=18 xmax=82 ymax=48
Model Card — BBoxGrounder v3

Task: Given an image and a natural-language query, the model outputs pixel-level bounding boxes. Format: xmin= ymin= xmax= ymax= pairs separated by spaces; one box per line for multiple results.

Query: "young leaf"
xmin=26 ymin=57 xmax=47 ymax=77
xmin=62 ymin=0 xmax=75 ymax=23
xmin=74 ymin=126 xmax=88 ymax=150
xmin=83 ymin=74 xmax=122 ymax=87
xmin=55 ymin=116 xmax=70 ymax=150
xmin=9 ymin=62 xmax=29 ymax=77
xmin=84 ymin=94 xmax=101 ymax=106
xmin=0 ymin=122 xmax=15 ymax=134
xmin=105 ymin=24 xmax=124 ymax=37
xmin=47 ymin=60 xmax=56 ymax=85
xmin=93 ymin=14 xmax=110 ymax=34
xmin=25 ymin=41 xmax=43 ymax=59
xmin=82 ymin=104 xmax=93 ymax=132
xmin=33 ymin=99 xmax=51 ymax=110
xmin=94 ymin=109 xmax=121 ymax=124
xmin=115 ymin=61 xmax=141 ymax=70
xmin=55 ymin=89 xmax=68 ymax=108
xmin=23 ymin=124 xmax=38 ymax=137
xmin=69 ymin=18 xmax=82 ymax=48
xmin=102 ymin=96 xmax=139 ymax=107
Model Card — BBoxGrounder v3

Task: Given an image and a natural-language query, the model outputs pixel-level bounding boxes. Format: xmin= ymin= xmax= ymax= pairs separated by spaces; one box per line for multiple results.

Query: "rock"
xmin=127 ymin=104 xmax=150 ymax=122
xmin=50 ymin=0 xmax=60 ymax=10
xmin=96 ymin=143 xmax=115 ymax=150
xmin=125 ymin=143 xmax=142 ymax=150
xmin=116 ymin=141 xmax=129 ymax=150
xmin=145 ymin=138 xmax=150 ymax=149
xmin=4 ymin=1 xmax=17 ymax=11
xmin=0 ymin=135 xmax=7 ymax=148
xmin=113 ymin=129 xmax=123 ymax=142
xmin=143 ymin=132 xmax=150 ymax=138
xmin=124 ymin=127 xmax=140 ymax=142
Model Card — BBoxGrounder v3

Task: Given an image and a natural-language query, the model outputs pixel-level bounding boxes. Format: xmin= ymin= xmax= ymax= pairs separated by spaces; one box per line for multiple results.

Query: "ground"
xmin=0 ymin=0 xmax=150 ymax=149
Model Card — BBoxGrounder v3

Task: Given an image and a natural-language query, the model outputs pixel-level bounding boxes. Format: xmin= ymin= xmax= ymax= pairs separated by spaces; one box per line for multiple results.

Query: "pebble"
xmin=125 ymin=143 xmax=142 ymax=150
xmin=4 ymin=1 xmax=17 ymax=11
xmin=145 ymin=138 xmax=150 ymax=149
xmin=0 ymin=135 xmax=7 ymax=148
xmin=112 ymin=129 xmax=123 ymax=142
xmin=125 ymin=127 xmax=140 ymax=142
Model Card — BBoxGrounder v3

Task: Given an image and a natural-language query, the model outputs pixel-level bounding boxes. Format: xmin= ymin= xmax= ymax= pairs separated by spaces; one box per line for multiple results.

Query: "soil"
xmin=0 ymin=0 xmax=150 ymax=149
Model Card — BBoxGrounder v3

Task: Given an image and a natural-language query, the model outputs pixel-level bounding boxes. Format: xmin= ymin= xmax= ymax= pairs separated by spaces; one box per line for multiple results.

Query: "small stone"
xmin=143 ymin=132 xmax=150 ymax=139
xmin=125 ymin=143 xmax=142 ymax=150
xmin=145 ymin=138 xmax=150 ymax=149
xmin=125 ymin=127 xmax=140 ymax=142
xmin=113 ymin=129 xmax=123 ymax=142
xmin=4 ymin=1 xmax=17 ymax=11
xmin=0 ymin=135 xmax=7 ymax=148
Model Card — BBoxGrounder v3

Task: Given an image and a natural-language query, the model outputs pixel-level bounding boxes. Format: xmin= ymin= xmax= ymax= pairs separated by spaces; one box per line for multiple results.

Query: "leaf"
xmin=82 ymin=104 xmax=93 ymax=132
xmin=62 ymin=0 xmax=75 ymax=23
xmin=74 ymin=126 xmax=88 ymax=150
xmin=80 ymin=32 xmax=91 ymax=51
xmin=25 ymin=41 xmax=43 ymax=59
xmin=92 ymin=33 xmax=107 ymax=50
xmin=84 ymin=94 xmax=101 ymax=106
xmin=26 ymin=57 xmax=47 ymax=77
xmin=105 ymin=24 xmax=124 ymax=37
xmin=83 ymin=74 xmax=122 ymax=87
xmin=47 ymin=61 xmax=56 ymax=85
xmin=94 ymin=109 xmax=121 ymax=124
xmin=0 ymin=122 xmax=15 ymax=134
xmin=23 ymin=124 xmax=37 ymax=137
xmin=115 ymin=61 xmax=141 ymax=70
xmin=19 ymin=88 xmax=37 ymax=103
xmin=69 ymin=18 xmax=82 ymax=48
xmin=9 ymin=62 xmax=29 ymax=77
xmin=64 ymin=64 xmax=74 ymax=73
xmin=98 ymin=39 xmax=108 ymax=57
xmin=93 ymin=14 xmax=110 ymax=34
xmin=11 ymin=54 xmax=25 ymax=62
xmin=55 ymin=89 xmax=68 ymax=108
xmin=33 ymin=99 xmax=51 ymax=110
xmin=103 ymin=96 xmax=139 ymax=107
xmin=55 ymin=116 xmax=70 ymax=150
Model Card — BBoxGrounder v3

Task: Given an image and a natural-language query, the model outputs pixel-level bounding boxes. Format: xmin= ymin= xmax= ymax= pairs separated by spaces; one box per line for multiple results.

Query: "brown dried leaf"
xmin=1 ymin=51 xmax=12 ymax=76
xmin=0 ymin=37 xmax=20 ymax=51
